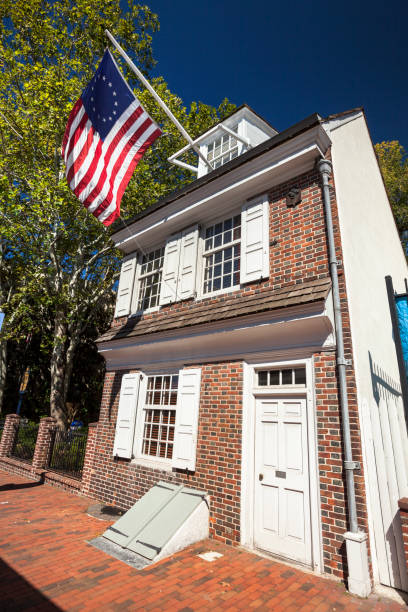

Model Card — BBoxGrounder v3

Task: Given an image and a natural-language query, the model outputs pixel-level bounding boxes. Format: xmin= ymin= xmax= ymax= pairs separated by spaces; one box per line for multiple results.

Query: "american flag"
xmin=62 ymin=50 xmax=162 ymax=226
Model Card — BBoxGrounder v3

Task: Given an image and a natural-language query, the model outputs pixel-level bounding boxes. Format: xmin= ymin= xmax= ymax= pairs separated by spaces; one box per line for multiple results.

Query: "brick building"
xmin=86 ymin=106 xmax=408 ymax=597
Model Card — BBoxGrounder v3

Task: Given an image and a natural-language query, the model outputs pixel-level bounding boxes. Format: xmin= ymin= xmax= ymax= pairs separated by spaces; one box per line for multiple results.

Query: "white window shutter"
xmin=130 ymin=256 xmax=141 ymax=314
xmin=159 ymin=233 xmax=181 ymax=306
xmin=240 ymin=195 xmax=269 ymax=284
xmin=177 ymin=225 xmax=199 ymax=301
xmin=113 ymin=373 xmax=141 ymax=459
xmin=114 ymin=254 xmax=137 ymax=317
xmin=172 ymin=368 xmax=201 ymax=471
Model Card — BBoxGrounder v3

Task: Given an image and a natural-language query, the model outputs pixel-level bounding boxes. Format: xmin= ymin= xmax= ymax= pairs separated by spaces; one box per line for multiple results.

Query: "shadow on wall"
xmin=368 ymin=351 xmax=408 ymax=593
xmin=108 ymin=370 xmax=123 ymax=423
xmin=0 ymin=557 xmax=61 ymax=610
xmin=369 ymin=351 xmax=402 ymax=405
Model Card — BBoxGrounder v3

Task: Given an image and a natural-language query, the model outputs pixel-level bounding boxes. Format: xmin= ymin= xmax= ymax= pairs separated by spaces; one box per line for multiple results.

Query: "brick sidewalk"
xmin=0 ymin=470 xmax=405 ymax=611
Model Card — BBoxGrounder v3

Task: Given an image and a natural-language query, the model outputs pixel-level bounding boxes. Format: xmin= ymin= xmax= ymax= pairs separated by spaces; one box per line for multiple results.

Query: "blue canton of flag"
xmin=62 ymin=50 xmax=162 ymax=226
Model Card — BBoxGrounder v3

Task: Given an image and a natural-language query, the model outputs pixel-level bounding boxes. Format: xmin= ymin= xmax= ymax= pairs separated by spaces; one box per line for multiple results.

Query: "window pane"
xmin=202 ymin=215 xmax=241 ymax=294
xmin=294 ymin=368 xmax=306 ymax=385
xmin=214 ymin=233 xmax=222 ymax=248
xmin=137 ymin=247 xmax=164 ymax=311
xmin=282 ymin=369 xmax=292 ymax=385
xmin=206 ymin=132 xmax=240 ymax=168
xmin=269 ymin=370 xmax=280 ymax=385
xmin=143 ymin=376 xmax=178 ymax=460
xmin=223 ymin=230 xmax=232 ymax=244
xmin=258 ymin=371 xmax=268 ymax=386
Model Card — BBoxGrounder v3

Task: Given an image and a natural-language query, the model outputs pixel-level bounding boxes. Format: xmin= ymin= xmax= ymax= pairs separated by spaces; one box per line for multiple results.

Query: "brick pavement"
xmin=0 ymin=470 xmax=405 ymax=611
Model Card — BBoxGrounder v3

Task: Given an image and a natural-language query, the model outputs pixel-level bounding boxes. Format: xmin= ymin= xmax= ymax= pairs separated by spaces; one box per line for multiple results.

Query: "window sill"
xmin=129 ymin=306 xmax=160 ymax=318
xmin=132 ymin=456 xmax=173 ymax=473
xmin=197 ymin=284 xmax=241 ymax=301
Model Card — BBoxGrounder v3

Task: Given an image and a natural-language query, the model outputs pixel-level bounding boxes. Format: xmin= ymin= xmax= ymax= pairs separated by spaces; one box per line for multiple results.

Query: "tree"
xmin=0 ymin=0 xmax=235 ymax=426
xmin=375 ymin=141 xmax=408 ymax=232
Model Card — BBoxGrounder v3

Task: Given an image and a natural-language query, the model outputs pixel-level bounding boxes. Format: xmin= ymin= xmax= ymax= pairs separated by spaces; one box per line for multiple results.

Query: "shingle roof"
xmin=97 ymin=276 xmax=332 ymax=345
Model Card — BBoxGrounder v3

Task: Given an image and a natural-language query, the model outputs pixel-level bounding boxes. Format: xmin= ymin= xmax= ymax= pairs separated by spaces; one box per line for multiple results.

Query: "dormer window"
xmin=167 ymin=105 xmax=278 ymax=178
xmin=207 ymin=127 xmax=239 ymax=169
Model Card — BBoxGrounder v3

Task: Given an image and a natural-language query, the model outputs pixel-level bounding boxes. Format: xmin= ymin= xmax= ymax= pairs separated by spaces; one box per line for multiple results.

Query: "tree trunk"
xmin=0 ymin=340 xmax=6 ymax=415
xmin=63 ymin=326 xmax=80 ymax=419
xmin=50 ymin=311 xmax=68 ymax=429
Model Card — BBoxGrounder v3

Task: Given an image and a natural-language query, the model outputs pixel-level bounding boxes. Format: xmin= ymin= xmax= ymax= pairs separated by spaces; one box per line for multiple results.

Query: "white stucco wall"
xmin=329 ymin=113 xmax=407 ymax=409
xmin=329 ymin=113 xmax=408 ymax=590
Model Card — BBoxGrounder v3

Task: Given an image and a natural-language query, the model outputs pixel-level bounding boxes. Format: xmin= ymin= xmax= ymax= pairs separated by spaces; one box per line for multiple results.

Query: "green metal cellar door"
xmin=103 ymin=481 xmax=207 ymax=561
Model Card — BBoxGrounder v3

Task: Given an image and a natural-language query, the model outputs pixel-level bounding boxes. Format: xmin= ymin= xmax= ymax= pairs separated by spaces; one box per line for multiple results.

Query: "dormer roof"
xmin=168 ymin=104 xmax=278 ymax=177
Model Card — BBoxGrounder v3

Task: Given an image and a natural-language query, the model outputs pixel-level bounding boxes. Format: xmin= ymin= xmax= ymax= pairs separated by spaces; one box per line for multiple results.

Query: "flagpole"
xmin=105 ymin=29 xmax=213 ymax=171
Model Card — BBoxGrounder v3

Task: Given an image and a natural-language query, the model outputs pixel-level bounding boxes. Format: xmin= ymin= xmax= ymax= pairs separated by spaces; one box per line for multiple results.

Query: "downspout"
xmin=317 ymin=159 xmax=359 ymax=534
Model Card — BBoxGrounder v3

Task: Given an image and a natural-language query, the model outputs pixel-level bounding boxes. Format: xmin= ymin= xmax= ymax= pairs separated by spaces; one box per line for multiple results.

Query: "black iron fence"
xmin=11 ymin=420 xmax=39 ymax=463
xmin=47 ymin=428 xmax=88 ymax=479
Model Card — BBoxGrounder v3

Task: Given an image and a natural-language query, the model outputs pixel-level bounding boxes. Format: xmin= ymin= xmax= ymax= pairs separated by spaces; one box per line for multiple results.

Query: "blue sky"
xmin=146 ymin=0 xmax=408 ymax=148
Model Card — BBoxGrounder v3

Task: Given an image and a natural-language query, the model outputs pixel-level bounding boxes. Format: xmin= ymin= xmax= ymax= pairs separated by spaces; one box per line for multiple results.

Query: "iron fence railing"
xmin=47 ymin=428 xmax=88 ymax=479
xmin=11 ymin=420 xmax=39 ymax=463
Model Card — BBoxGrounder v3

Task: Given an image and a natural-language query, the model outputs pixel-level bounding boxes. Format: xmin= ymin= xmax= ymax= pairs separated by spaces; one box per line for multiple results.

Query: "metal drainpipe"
xmin=317 ymin=158 xmax=359 ymax=534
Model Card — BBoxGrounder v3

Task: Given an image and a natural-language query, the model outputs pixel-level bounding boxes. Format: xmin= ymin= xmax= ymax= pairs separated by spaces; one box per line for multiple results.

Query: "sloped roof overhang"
xmin=97 ymin=278 xmax=334 ymax=370
xmin=112 ymin=114 xmax=331 ymax=254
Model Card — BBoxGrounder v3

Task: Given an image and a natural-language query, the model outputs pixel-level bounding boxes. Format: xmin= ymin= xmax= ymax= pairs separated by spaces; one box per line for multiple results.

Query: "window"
xmin=203 ymin=214 xmax=241 ymax=294
xmin=257 ymin=367 xmax=306 ymax=387
xmin=137 ymin=247 xmax=165 ymax=311
xmin=207 ymin=128 xmax=239 ymax=169
xmin=141 ymin=374 xmax=178 ymax=460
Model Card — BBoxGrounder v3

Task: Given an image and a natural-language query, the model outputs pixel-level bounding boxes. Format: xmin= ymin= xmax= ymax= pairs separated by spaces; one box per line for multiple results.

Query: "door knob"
xmin=259 ymin=473 xmax=264 ymax=481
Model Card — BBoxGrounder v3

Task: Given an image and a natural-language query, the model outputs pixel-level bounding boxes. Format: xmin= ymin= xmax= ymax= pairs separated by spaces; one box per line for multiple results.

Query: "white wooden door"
xmin=254 ymin=396 xmax=312 ymax=565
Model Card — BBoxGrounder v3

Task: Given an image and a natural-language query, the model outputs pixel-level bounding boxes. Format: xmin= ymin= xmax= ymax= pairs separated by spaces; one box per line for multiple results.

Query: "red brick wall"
xmin=89 ymin=166 xmax=371 ymax=583
xmin=88 ymin=362 xmax=243 ymax=546
xmin=112 ymin=168 xmax=330 ymax=331
xmin=398 ymin=499 xmax=408 ymax=578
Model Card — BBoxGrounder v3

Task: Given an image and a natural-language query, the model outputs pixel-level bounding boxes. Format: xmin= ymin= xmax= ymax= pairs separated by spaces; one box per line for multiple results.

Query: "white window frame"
xmin=132 ymin=370 xmax=180 ymax=470
xmin=206 ymin=124 xmax=240 ymax=169
xmin=255 ymin=366 xmax=307 ymax=389
xmin=196 ymin=208 xmax=242 ymax=300
xmin=131 ymin=245 xmax=165 ymax=316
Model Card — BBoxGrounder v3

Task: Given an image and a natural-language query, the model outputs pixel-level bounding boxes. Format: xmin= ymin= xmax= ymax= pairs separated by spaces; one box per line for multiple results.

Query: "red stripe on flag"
xmin=66 ymin=125 xmax=95 ymax=187
xmin=74 ymin=138 xmax=103 ymax=199
xmin=91 ymin=117 xmax=153 ymax=219
xmin=64 ymin=113 xmax=89 ymax=170
xmin=62 ymin=98 xmax=82 ymax=157
xmin=115 ymin=126 xmax=161 ymax=206
xmin=81 ymin=107 xmax=146 ymax=208
xmin=101 ymin=127 xmax=162 ymax=227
